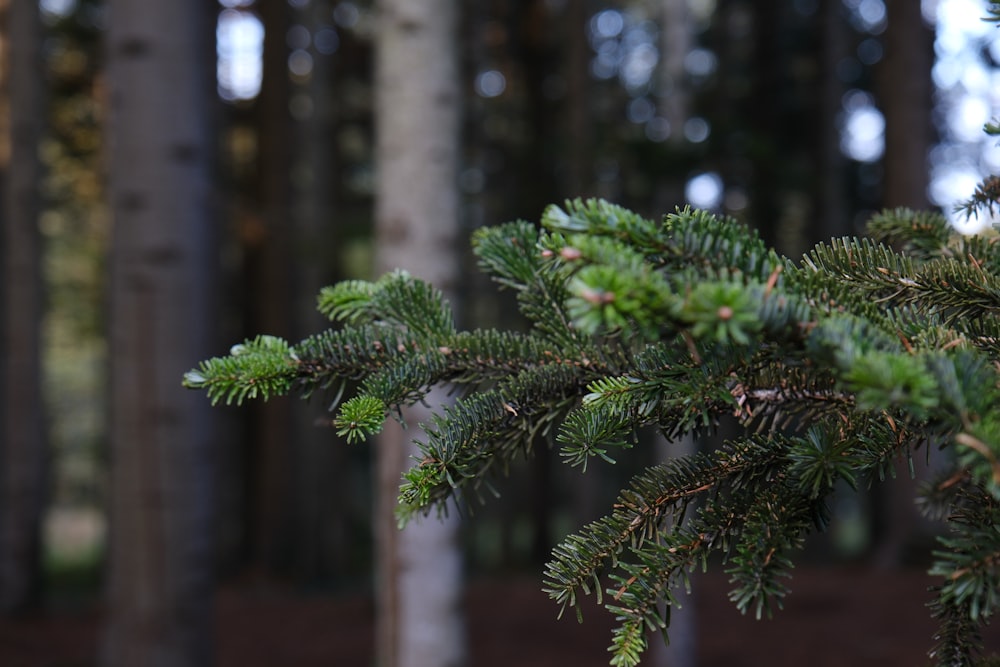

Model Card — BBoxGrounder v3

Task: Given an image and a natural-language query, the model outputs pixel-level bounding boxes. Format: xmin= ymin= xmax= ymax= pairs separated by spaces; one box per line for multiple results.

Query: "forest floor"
xmin=2 ymin=565 xmax=999 ymax=666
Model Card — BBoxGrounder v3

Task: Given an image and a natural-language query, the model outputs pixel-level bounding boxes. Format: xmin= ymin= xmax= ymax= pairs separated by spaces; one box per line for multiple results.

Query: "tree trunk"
xmin=872 ymin=0 xmax=936 ymax=567
xmin=290 ymin=0 xmax=344 ymax=582
xmin=817 ymin=0 xmax=850 ymax=242
xmin=747 ymin=2 xmax=783 ymax=250
xmin=374 ymin=1 xmax=464 ymax=665
xmin=565 ymin=0 xmax=590 ymax=198
xmin=653 ymin=0 xmax=693 ymax=214
xmin=0 ymin=0 xmax=47 ymax=614
xmin=243 ymin=0 xmax=295 ymax=576
xmin=102 ymin=2 xmax=217 ymax=665
xmin=880 ymin=0 xmax=933 ymax=209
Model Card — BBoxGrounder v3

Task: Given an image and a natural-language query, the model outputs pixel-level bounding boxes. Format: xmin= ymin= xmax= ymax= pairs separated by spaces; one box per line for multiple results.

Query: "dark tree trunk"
xmin=243 ymin=0 xmax=295 ymax=575
xmin=871 ymin=0 xmax=936 ymax=568
xmin=879 ymin=0 xmax=934 ymax=209
xmin=289 ymin=0 xmax=345 ymax=582
xmin=817 ymin=0 xmax=851 ymax=242
xmin=565 ymin=0 xmax=591 ymax=198
xmin=0 ymin=0 xmax=47 ymax=614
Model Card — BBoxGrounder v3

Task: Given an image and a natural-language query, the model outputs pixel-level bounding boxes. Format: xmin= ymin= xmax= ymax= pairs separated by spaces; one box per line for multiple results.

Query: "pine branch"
xmin=182 ymin=334 xmax=299 ymax=405
xmin=956 ymin=175 xmax=1000 ymax=221
xmin=927 ymin=479 xmax=1000 ymax=665
xmin=541 ymin=198 xmax=665 ymax=253
xmin=317 ymin=269 xmax=455 ymax=338
xmin=292 ymin=324 xmax=424 ymax=399
xmin=955 ymin=234 xmax=1000 ymax=281
xmin=659 ymin=205 xmax=780 ymax=282
xmin=958 ymin=317 xmax=1000 ymax=359
xmin=735 ymin=364 xmax=850 ymax=432
xmin=867 ymin=207 xmax=953 ymax=260
xmin=330 ymin=328 xmax=618 ymax=444
xmin=396 ymin=361 xmax=601 ymax=519
xmin=542 ymin=435 xmax=790 ymax=623
xmin=723 ymin=482 xmax=814 ymax=620
xmin=185 ymin=196 xmax=1000 ymax=667
xmin=929 ymin=591 xmax=985 ymax=667
xmin=556 ymin=402 xmax=634 ymax=470
xmin=472 ymin=221 xmax=587 ymax=351
xmin=800 ymin=237 xmax=919 ymax=304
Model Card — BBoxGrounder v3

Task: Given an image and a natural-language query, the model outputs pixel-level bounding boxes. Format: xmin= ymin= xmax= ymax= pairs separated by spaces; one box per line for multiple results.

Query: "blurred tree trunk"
xmin=872 ymin=0 xmax=935 ymax=567
xmin=0 ymin=0 xmax=47 ymax=614
xmin=880 ymin=0 xmax=933 ymax=210
xmin=647 ymin=5 xmax=697 ymax=665
xmin=746 ymin=2 xmax=781 ymax=248
xmin=374 ymin=1 xmax=464 ymax=666
xmin=242 ymin=0 xmax=295 ymax=575
xmin=516 ymin=0 xmax=558 ymax=219
xmin=102 ymin=1 xmax=217 ymax=665
xmin=517 ymin=0 xmax=558 ymax=565
xmin=565 ymin=0 xmax=590 ymax=198
xmin=290 ymin=0 xmax=344 ymax=582
xmin=565 ymin=0 xmax=600 ymax=549
xmin=654 ymin=0 xmax=692 ymax=212
xmin=817 ymin=0 xmax=850 ymax=242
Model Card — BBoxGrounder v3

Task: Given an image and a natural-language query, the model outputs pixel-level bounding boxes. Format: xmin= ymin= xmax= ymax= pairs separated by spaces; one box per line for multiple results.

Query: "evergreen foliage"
xmin=185 ymin=197 xmax=1000 ymax=666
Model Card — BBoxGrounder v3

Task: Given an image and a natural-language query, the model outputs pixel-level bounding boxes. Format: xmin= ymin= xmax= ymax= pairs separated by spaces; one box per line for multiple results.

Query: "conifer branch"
xmin=956 ymin=175 xmax=1000 ymax=221
xmin=186 ymin=196 xmax=1000 ymax=667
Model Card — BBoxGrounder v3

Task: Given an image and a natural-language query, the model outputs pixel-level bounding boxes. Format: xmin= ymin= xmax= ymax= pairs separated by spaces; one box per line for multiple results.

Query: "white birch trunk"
xmin=374 ymin=1 xmax=464 ymax=665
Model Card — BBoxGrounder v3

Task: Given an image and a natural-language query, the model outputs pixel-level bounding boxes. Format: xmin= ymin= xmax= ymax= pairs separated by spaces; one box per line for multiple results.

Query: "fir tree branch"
xmin=184 ymin=196 xmax=1000 ymax=667
xmin=956 ymin=175 xmax=1000 ymax=221
xmin=182 ymin=334 xmax=299 ymax=405
xmin=543 ymin=435 xmax=791 ymax=623
xmin=927 ymin=479 xmax=1000 ymax=665
xmin=472 ymin=221 xmax=588 ymax=351
xmin=396 ymin=362 xmax=602 ymax=519
xmin=867 ymin=207 xmax=953 ymax=260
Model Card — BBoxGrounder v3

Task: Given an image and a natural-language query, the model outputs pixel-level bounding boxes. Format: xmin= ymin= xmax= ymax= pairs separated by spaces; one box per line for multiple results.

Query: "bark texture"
xmin=102 ymin=1 xmax=217 ymax=665
xmin=0 ymin=0 xmax=47 ymax=614
xmin=374 ymin=1 xmax=465 ymax=666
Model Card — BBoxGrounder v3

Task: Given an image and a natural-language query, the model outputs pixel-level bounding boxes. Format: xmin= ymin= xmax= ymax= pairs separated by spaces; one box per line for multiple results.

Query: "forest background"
xmin=2 ymin=0 xmax=1000 ymax=665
